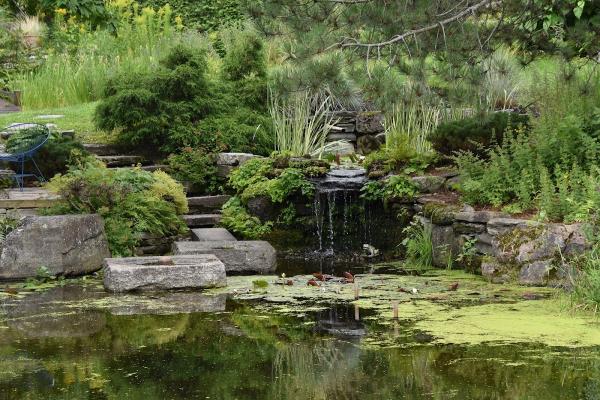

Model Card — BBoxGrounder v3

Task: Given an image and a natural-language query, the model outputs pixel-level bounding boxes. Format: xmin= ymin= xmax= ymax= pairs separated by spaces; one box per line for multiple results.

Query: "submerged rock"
xmin=0 ymin=214 xmax=110 ymax=280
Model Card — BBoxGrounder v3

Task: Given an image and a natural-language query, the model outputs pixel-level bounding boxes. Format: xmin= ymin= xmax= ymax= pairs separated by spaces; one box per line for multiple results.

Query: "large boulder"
xmin=173 ymin=240 xmax=276 ymax=274
xmin=104 ymin=255 xmax=226 ymax=292
xmin=0 ymin=214 xmax=110 ymax=280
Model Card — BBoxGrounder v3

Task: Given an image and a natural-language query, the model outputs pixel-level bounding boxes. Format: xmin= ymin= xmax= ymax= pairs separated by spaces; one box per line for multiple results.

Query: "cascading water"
xmin=311 ymin=167 xmax=368 ymax=258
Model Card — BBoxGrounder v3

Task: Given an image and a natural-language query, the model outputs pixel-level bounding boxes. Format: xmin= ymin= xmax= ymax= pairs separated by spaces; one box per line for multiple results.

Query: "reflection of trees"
xmin=271 ymin=340 xmax=362 ymax=400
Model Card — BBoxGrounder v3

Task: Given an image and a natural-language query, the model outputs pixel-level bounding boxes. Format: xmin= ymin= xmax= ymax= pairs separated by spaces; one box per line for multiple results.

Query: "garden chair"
xmin=0 ymin=123 xmax=50 ymax=191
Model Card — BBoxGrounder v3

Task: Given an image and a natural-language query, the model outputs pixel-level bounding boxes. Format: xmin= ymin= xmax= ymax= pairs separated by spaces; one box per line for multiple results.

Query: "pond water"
xmin=1 ymin=278 xmax=600 ymax=400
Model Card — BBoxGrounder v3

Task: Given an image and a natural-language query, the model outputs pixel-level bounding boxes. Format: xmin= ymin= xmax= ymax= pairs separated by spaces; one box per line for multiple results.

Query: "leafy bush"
xmin=430 ymin=111 xmax=529 ymax=156
xmin=44 ymin=160 xmax=187 ymax=256
xmin=455 ymin=114 xmax=600 ymax=221
xmin=360 ymin=175 xmax=417 ymax=203
xmin=167 ymin=148 xmax=219 ymax=194
xmin=96 ymin=35 xmax=273 ymax=155
xmin=220 ymin=196 xmax=272 ymax=239
xmin=138 ymin=0 xmax=243 ymax=32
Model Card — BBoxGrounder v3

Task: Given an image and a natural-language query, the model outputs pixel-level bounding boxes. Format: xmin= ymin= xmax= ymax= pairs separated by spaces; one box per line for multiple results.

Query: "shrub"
xmin=167 ymin=149 xmax=220 ymax=194
xmin=220 ymin=197 xmax=272 ymax=239
xmin=430 ymin=111 xmax=529 ymax=156
xmin=44 ymin=161 xmax=187 ymax=256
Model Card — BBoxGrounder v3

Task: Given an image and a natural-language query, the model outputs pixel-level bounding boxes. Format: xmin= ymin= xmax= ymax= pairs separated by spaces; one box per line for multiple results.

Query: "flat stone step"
xmin=183 ymin=214 xmax=222 ymax=228
xmin=0 ymin=198 xmax=60 ymax=209
xmin=192 ymin=228 xmax=237 ymax=242
xmin=83 ymin=143 xmax=122 ymax=156
xmin=173 ymin=241 xmax=276 ymax=274
xmin=97 ymin=155 xmax=145 ymax=167
xmin=103 ymin=254 xmax=226 ymax=292
xmin=187 ymin=195 xmax=231 ymax=212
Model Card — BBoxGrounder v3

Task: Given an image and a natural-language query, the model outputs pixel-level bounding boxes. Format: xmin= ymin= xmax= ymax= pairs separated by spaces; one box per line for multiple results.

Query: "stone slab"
xmin=173 ymin=240 xmax=276 ymax=274
xmin=454 ymin=211 xmax=509 ymax=224
xmin=103 ymin=254 xmax=226 ymax=292
xmin=216 ymin=153 xmax=259 ymax=166
xmin=183 ymin=214 xmax=222 ymax=228
xmin=187 ymin=195 xmax=231 ymax=212
xmin=0 ymin=214 xmax=110 ymax=280
xmin=97 ymin=155 xmax=145 ymax=167
xmin=192 ymin=228 xmax=237 ymax=242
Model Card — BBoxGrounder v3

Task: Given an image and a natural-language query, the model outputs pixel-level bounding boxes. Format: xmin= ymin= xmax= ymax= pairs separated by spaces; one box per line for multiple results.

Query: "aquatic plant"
xmin=401 ymin=218 xmax=433 ymax=270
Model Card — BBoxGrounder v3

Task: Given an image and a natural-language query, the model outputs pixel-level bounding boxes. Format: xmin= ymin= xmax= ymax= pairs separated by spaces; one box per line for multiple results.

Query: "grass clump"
xmin=401 ymin=218 xmax=433 ymax=270
xmin=221 ymin=197 xmax=272 ymax=239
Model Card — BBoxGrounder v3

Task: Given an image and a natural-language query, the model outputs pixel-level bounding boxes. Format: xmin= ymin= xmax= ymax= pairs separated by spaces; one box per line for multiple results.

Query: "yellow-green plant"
xmin=270 ymin=91 xmax=337 ymax=158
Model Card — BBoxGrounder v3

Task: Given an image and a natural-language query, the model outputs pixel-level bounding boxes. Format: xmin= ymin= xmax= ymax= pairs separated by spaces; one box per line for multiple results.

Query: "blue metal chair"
xmin=0 ymin=123 xmax=51 ymax=191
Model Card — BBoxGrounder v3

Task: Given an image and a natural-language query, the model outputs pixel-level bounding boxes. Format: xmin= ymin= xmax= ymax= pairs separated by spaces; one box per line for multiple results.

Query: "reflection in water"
xmin=0 ymin=289 xmax=600 ymax=399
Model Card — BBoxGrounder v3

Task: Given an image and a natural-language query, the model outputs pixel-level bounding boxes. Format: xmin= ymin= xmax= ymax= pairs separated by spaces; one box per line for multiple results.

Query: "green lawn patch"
xmin=0 ymin=102 xmax=114 ymax=144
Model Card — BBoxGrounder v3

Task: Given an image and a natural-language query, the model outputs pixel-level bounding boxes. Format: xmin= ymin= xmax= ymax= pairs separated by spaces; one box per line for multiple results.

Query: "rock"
xmin=182 ymin=214 xmax=222 ymax=228
xmin=455 ymin=211 xmax=508 ymax=224
xmin=453 ymin=222 xmax=485 ymax=235
xmin=327 ymin=133 xmax=357 ymax=142
xmin=82 ymin=143 xmax=122 ymax=156
xmin=322 ymin=141 xmax=355 ymax=157
xmin=316 ymin=168 xmax=367 ymax=191
xmin=247 ymin=195 xmax=279 ymax=222
xmin=445 ymin=176 xmax=462 ymax=191
xmin=487 ymin=218 xmax=541 ymax=236
xmin=356 ymin=134 xmax=381 ymax=155
xmin=563 ymin=224 xmax=589 ymax=256
xmin=356 ymin=111 xmax=384 ymax=134
xmin=519 ymin=260 xmax=553 ymax=286
xmin=480 ymin=259 xmax=510 ymax=283
xmin=96 ymin=155 xmax=145 ymax=167
xmin=216 ymin=153 xmax=259 ymax=166
xmin=173 ymin=241 xmax=277 ymax=274
xmin=103 ymin=255 xmax=226 ymax=292
xmin=375 ymin=132 xmax=386 ymax=145
xmin=330 ymin=123 xmax=356 ymax=133
xmin=187 ymin=195 xmax=231 ymax=213
xmin=0 ymin=215 xmax=110 ymax=280
xmin=192 ymin=228 xmax=237 ymax=242
xmin=431 ymin=225 xmax=458 ymax=268
xmin=411 ymin=175 xmax=446 ymax=194
xmin=516 ymin=228 xmax=565 ymax=264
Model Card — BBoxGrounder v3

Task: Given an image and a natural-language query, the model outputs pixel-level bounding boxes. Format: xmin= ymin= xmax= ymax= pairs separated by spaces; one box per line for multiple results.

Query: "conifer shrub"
xmin=95 ymin=37 xmax=273 ymax=156
xmin=430 ymin=112 xmax=529 ymax=156
xmin=44 ymin=160 xmax=188 ymax=256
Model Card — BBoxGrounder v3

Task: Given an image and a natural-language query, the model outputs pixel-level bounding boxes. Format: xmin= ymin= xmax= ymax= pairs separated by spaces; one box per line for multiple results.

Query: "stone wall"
xmin=326 ymin=111 xmax=385 ymax=154
xmin=413 ymin=193 xmax=588 ymax=287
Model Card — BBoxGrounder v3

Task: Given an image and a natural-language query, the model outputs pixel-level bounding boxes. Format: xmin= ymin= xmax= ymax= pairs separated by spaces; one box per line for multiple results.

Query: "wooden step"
xmin=187 ymin=195 xmax=230 ymax=213
xmin=97 ymin=155 xmax=145 ymax=167
xmin=182 ymin=214 xmax=222 ymax=228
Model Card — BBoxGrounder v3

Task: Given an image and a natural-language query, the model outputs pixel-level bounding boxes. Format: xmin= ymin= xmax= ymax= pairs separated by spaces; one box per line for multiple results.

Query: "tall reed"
xmin=13 ymin=2 xmax=184 ymax=109
xmin=384 ymin=102 xmax=440 ymax=156
xmin=270 ymin=91 xmax=337 ymax=158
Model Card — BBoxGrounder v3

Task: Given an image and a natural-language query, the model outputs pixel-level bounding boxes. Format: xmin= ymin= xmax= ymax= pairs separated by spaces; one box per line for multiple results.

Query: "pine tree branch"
xmin=328 ymin=0 xmax=501 ymax=50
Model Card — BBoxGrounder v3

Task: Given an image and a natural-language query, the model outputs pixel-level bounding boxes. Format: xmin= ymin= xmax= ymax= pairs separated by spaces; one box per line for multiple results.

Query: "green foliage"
xmin=228 ymin=157 xmax=274 ymax=193
xmin=0 ymin=217 xmax=19 ymax=242
xmin=431 ymin=112 xmax=530 ymax=156
xmin=167 ymin=149 xmax=219 ymax=194
xmin=360 ymin=175 xmax=417 ymax=203
xmin=5 ymin=126 xmax=88 ymax=178
xmin=222 ymin=29 xmax=266 ymax=81
xmin=5 ymin=125 xmax=48 ymax=153
xmin=44 ymin=160 xmax=187 ymax=256
xmin=96 ymin=32 xmax=272 ymax=155
xmin=139 ymin=0 xmax=243 ymax=32
xmin=241 ymin=168 xmax=314 ymax=203
xmin=270 ymin=91 xmax=337 ymax=158
xmin=13 ymin=2 xmax=181 ymax=109
xmin=220 ymin=196 xmax=272 ymax=239
xmin=401 ymin=218 xmax=433 ymax=270
xmin=455 ymin=110 xmax=600 ymax=222
xmin=43 ymin=0 xmax=114 ymax=27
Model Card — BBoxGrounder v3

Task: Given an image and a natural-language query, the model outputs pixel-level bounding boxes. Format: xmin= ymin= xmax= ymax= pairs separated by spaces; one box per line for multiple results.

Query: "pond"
xmin=1 ymin=267 xmax=600 ymax=399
